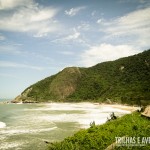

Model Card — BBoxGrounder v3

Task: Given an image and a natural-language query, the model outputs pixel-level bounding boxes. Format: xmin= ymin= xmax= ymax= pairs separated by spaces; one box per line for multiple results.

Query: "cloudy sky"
xmin=0 ymin=0 xmax=150 ymax=99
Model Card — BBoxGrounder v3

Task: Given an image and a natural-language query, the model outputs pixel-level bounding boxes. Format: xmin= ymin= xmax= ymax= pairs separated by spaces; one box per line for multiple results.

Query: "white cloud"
xmin=80 ymin=43 xmax=139 ymax=67
xmin=0 ymin=7 xmax=58 ymax=35
xmin=65 ymin=30 xmax=80 ymax=40
xmin=118 ymin=0 xmax=148 ymax=4
xmin=51 ymin=28 xmax=90 ymax=47
xmin=0 ymin=0 xmax=35 ymax=10
xmin=77 ymin=22 xmax=90 ymax=31
xmin=65 ymin=6 xmax=86 ymax=16
xmin=100 ymin=7 xmax=150 ymax=48
xmin=97 ymin=19 xmax=103 ymax=24
xmin=104 ymin=7 xmax=150 ymax=34
xmin=0 ymin=1 xmax=60 ymax=37
xmin=138 ymin=0 xmax=147 ymax=3
xmin=0 ymin=61 xmax=43 ymax=71
xmin=51 ymin=28 xmax=81 ymax=43
xmin=50 ymin=23 xmax=89 ymax=45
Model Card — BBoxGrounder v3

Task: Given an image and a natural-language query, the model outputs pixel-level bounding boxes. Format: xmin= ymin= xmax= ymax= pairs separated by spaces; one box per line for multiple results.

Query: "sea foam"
xmin=0 ymin=121 xmax=6 ymax=128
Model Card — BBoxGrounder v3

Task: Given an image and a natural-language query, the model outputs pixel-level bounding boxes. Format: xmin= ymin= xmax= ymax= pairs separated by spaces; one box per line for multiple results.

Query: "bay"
xmin=0 ymin=102 xmax=131 ymax=150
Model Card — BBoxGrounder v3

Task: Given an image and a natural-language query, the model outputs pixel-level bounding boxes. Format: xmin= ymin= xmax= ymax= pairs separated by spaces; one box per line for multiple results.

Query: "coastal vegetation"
xmin=12 ymin=49 xmax=150 ymax=105
xmin=47 ymin=112 xmax=150 ymax=150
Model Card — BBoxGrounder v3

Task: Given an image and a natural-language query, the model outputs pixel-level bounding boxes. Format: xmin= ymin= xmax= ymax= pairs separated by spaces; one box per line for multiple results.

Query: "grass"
xmin=47 ymin=112 xmax=150 ymax=150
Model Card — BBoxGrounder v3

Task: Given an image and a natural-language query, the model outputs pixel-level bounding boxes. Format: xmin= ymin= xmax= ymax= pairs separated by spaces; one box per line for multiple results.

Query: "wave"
xmin=0 ymin=121 xmax=6 ymax=128
xmin=0 ymin=126 xmax=57 ymax=136
xmin=27 ymin=103 xmax=131 ymax=128
xmin=0 ymin=141 xmax=24 ymax=150
xmin=23 ymin=103 xmax=132 ymax=114
xmin=23 ymin=103 xmax=102 ymax=112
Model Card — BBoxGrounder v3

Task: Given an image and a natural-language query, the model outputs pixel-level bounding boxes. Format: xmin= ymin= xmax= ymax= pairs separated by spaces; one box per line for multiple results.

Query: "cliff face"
xmin=12 ymin=50 xmax=150 ymax=105
xmin=49 ymin=67 xmax=81 ymax=99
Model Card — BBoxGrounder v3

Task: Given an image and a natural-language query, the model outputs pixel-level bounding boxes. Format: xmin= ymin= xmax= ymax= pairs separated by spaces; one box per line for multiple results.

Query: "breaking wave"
xmin=0 ymin=126 xmax=57 ymax=136
xmin=0 ymin=121 xmax=6 ymax=128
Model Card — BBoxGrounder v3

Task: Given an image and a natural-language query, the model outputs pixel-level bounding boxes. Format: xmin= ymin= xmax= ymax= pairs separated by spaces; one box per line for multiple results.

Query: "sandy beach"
xmin=101 ymin=104 xmax=139 ymax=112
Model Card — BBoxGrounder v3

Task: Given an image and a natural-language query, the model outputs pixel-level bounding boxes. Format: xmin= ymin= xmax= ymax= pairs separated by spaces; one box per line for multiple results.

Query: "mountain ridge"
xmin=12 ymin=49 xmax=150 ymax=105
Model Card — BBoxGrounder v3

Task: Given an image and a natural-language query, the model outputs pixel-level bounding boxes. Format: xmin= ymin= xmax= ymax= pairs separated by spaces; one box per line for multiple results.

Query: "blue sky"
xmin=0 ymin=0 xmax=150 ymax=99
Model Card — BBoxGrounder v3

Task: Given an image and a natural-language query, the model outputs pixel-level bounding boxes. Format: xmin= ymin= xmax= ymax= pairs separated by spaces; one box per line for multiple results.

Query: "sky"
xmin=0 ymin=0 xmax=150 ymax=99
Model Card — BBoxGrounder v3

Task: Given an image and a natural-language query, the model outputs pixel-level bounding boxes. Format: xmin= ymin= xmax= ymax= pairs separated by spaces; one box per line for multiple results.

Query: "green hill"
xmin=12 ymin=49 xmax=150 ymax=105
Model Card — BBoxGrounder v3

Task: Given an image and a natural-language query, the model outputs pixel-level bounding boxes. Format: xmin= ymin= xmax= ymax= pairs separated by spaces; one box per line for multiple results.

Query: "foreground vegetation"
xmin=47 ymin=112 xmax=150 ymax=150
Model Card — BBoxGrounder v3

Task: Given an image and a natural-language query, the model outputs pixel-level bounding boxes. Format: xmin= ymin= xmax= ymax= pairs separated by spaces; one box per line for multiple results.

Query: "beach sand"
xmin=101 ymin=104 xmax=139 ymax=112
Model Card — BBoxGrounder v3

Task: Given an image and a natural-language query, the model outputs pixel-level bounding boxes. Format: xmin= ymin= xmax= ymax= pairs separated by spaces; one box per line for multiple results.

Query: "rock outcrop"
xmin=141 ymin=106 xmax=150 ymax=118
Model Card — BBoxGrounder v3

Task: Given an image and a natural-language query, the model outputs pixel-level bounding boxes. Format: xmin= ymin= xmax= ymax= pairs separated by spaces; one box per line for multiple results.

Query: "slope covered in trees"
xmin=12 ymin=49 xmax=150 ymax=105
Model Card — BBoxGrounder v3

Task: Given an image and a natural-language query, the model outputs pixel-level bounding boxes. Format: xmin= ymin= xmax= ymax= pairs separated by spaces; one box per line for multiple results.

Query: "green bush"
xmin=48 ymin=112 xmax=150 ymax=150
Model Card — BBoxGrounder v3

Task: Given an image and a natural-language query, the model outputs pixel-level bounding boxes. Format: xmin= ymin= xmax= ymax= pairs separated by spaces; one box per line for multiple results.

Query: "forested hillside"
xmin=69 ymin=50 xmax=150 ymax=105
xmin=12 ymin=49 xmax=150 ymax=105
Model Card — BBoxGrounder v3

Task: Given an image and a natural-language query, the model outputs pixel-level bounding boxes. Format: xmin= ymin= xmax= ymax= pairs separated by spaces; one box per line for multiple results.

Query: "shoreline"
xmin=8 ymin=101 xmax=140 ymax=112
xmin=1 ymin=100 xmax=140 ymax=114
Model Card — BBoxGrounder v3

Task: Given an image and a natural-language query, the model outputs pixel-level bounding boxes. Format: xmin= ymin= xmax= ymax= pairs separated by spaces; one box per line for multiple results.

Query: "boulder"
xmin=141 ymin=105 xmax=150 ymax=118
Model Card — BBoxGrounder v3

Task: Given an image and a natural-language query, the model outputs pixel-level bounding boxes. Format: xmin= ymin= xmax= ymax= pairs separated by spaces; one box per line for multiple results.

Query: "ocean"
xmin=0 ymin=102 xmax=131 ymax=150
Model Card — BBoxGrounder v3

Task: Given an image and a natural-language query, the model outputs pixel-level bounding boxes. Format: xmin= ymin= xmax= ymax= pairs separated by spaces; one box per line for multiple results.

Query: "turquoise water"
xmin=0 ymin=103 xmax=131 ymax=150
